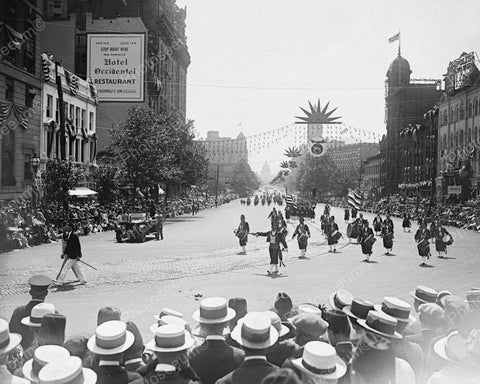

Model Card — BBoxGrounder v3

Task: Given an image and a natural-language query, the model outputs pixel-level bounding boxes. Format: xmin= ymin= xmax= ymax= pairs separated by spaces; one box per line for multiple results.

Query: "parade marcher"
xmin=382 ymin=214 xmax=394 ymax=255
xmin=433 ymin=221 xmax=452 ymax=258
xmin=234 ymin=214 xmax=250 ymax=255
xmin=268 ymin=208 xmax=278 ymax=226
xmin=327 ymin=216 xmax=340 ymax=253
xmin=402 ymin=213 xmax=411 ymax=232
xmin=344 ymin=208 xmax=350 ymax=223
xmin=155 ymin=211 xmax=164 ymax=240
xmin=292 ymin=217 xmax=310 ymax=258
xmin=9 ymin=275 xmax=52 ymax=349
xmin=54 ymin=222 xmax=87 ymax=286
xmin=360 ymin=221 xmax=375 ymax=263
xmin=321 ymin=212 xmax=330 ymax=235
xmin=415 ymin=220 xmax=432 ymax=267
xmin=285 ymin=206 xmax=291 ymax=222
xmin=255 ymin=223 xmax=288 ymax=275
xmin=351 ymin=207 xmax=358 ymax=220
xmin=373 ymin=213 xmax=383 ymax=236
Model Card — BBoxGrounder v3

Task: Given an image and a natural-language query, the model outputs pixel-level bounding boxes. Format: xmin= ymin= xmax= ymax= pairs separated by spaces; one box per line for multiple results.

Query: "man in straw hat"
xmin=22 ymin=344 xmax=70 ymax=383
xmin=140 ymin=323 xmax=196 ymax=383
xmin=87 ymin=320 xmax=141 ymax=384
xmin=216 ymin=312 xmax=279 ymax=384
xmin=0 ymin=318 xmax=28 ymax=383
xmin=189 ymin=297 xmax=244 ymax=384
xmin=36 ymin=356 xmax=97 ymax=384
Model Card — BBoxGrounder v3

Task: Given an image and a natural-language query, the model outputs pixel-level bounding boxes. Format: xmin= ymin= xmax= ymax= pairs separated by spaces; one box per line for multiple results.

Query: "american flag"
xmin=347 ymin=191 xmax=362 ymax=210
xmin=285 ymin=194 xmax=295 ymax=207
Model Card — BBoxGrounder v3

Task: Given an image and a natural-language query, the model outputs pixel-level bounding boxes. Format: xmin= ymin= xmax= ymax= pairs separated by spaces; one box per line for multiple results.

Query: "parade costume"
xmin=344 ymin=209 xmax=350 ymax=223
xmin=360 ymin=226 xmax=375 ymax=262
xmin=433 ymin=225 xmax=452 ymax=258
xmin=256 ymin=228 xmax=288 ymax=274
xmin=327 ymin=218 xmax=340 ymax=252
xmin=292 ymin=218 xmax=310 ymax=258
xmin=402 ymin=214 xmax=411 ymax=232
xmin=415 ymin=225 xmax=431 ymax=266
xmin=373 ymin=215 xmax=383 ymax=235
xmin=382 ymin=217 xmax=394 ymax=255
xmin=235 ymin=215 xmax=250 ymax=254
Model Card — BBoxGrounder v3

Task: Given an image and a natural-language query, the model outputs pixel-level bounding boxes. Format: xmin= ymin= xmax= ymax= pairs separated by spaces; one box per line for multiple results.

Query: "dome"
xmin=386 ymin=55 xmax=412 ymax=79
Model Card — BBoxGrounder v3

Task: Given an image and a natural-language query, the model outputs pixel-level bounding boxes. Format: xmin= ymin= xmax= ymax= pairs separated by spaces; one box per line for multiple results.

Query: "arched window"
xmin=1 ymin=130 xmax=15 ymax=186
xmin=449 ymin=133 xmax=454 ymax=148
xmin=460 ymin=102 xmax=465 ymax=120
xmin=450 ymin=108 xmax=454 ymax=123
xmin=455 ymin=106 xmax=459 ymax=122
xmin=469 ymin=102 xmax=473 ymax=118
xmin=476 ymin=127 xmax=479 ymax=143
xmin=459 ymin=130 xmax=464 ymax=146
xmin=455 ymin=132 xmax=458 ymax=147
xmin=468 ymin=128 xmax=472 ymax=143
xmin=475 ymin=99 xmax=479 ymax=116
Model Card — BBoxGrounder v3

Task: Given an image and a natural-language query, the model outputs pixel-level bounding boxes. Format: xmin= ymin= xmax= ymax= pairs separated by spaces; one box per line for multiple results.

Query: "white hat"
xmin=409 ymin=286 xmax=438 ymax=304
xmin=0 ymin=318 xmax=21 ymax=355
xmin=264 ymin=311 xmax=289 ymax=338
xmin=433 ymin=331 xmax=478 ymax=368
xmin=38 ymin=356 xmax=96 ymax=384
xmin=192 ymin=297 xmax=236 ymax=324
xmin=231 ymin=312 xmax=279 ymax=349
xmin=153 ymin=308 xmax=184 ymax=322
xmin=374 ymin=297 xmax=415 ymax=323
xmin=297 ymin=304 xmax=322 ymax=315
xmin=23 ymin=345 xmax=70 ymax=382
xmin=146 ymin=324 xmax=195 ymax=353
xmin=150 ymin=315 xmax=192 ymax=333
xmin=358 ymin=311 xmax=402 ymax=340
xmin=21 ymin=303 xmax=56 ymax=328
xmin=292 ymin=341 xmax=347 ymax=380
xmin=87 ymin=320 xmax=134 ymax=355
xmin=329 ymin=289 xmax=354 ymax=311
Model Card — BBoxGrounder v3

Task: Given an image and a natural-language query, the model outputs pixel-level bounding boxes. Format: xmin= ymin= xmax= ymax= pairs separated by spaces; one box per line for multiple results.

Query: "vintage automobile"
xmin=115 ymin=212 xmax=159 ymax=242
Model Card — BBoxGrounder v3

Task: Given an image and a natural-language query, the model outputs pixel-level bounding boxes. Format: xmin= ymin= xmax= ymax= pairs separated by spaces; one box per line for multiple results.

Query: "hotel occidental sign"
xmin=444 ymin=52 xmax=477 ymax=96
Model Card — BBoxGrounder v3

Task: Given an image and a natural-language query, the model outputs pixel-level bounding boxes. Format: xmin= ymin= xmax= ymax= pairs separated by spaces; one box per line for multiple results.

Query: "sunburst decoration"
xmin=295 ymin=100 xmax=342 ymax=124
xmin=280 ymin=161 xmax=290 ymax=169
xmin=284 ymin=146 xmax=302 ymax=158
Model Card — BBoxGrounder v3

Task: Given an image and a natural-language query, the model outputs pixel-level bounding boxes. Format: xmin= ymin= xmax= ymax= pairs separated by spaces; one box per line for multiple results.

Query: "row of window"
xmin=4 ymin=77 xmax=36 ymax=107
xmin=440 ymin=126 xmax=479 ymax=151
xmin=440 ymin=99 xmax=480 ymax=125
xmin=45 ymin=94 xmax=95 ymax=131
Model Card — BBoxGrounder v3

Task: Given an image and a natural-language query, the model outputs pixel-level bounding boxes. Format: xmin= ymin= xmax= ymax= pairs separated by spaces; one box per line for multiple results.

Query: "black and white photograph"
xmin=1 ymin=0 xmax=480 ymax=383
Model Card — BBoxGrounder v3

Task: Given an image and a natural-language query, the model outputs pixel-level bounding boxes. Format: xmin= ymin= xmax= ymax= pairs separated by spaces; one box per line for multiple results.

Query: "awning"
xmin=68 ymin=187 xmax=98 ymax=196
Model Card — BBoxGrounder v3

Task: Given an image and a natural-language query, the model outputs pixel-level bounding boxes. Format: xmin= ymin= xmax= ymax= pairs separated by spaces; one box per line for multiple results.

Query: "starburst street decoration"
xmin=295 ymin=100 xmax=342 ymax=124
xmin=284 ymin=146 xmax=302 ymax=158
xmin=280 ymin=161 xmax=290 ymax=169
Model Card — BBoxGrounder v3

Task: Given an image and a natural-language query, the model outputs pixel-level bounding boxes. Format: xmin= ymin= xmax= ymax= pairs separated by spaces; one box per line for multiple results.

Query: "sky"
xmin=176 ymin=0 xmax=480 ymax=172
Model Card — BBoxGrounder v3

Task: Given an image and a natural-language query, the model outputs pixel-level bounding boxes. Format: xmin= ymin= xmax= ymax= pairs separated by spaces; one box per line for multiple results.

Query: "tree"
xmin=93 ymin=164 xmax=120 ymax=205
xmin=295 ymin=154 xmax=338 ymax=198
xmin=41 ymin=158 xmax=85 ymax=209
xmin=231 ymin=159 xmax=260 ymax=197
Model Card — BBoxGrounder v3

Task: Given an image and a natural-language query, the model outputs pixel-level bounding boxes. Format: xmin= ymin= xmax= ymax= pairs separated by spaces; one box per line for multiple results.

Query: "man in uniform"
xmin=9 ymin=275 xmax=51 ymax=349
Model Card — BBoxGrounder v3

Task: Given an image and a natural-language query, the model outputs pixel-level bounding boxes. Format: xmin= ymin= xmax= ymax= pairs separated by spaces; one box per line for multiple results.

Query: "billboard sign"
xmin=447 ymin=185 xmax=461 ymax=195
xmin=444 ymin=52 xmax=477 ymax=95
xmin=87 ymin=34 xmax=145 ymax=102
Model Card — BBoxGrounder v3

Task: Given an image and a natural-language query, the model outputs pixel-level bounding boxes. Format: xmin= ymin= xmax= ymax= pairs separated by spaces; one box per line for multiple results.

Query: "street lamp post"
xmin=30 ymin=153 xmax=41 ymax=208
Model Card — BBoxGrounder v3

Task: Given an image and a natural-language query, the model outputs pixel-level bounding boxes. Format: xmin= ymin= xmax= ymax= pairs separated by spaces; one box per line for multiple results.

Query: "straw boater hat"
xmin=37 ymin=356 xmax=96 ymax=384
xmin=151 ymin=316 xmax=192 ymax=334
xmin=264 ymin=311 xmax=289 ymax=338
xmin=87 ymin=320 xmax=134 ymax=355
xmin=192 ymin=297 xmax=236 ymax=324
xmin=146 ymin=324 xmax=195 ymax=353
xmin=374 ymin=297 xmax=415 ymax=323
xmin=409 ymin=286 xmax=438 ymax=304
xmin=357 ymin=311 xmax=402 ymax=340
xmin=329 ymin=289 xmax=354 ymax=311
xmin=433 ymin=330 xmax=480 ymax=368
xmin=23 ymin=345 xmax=70 ymax=382
xmin=153 ymin=308 xmax=184 ymax=322
xmin=292 ymin=341 xmax=347 ymax=380
xmin=297 ymin=303 xmax=322 ymax=316
xmin=231 ymin=312 xmax=279 ymax=349
xmin=21 ymin=303 xmax=56 ymax=328
xmin=0 ymin=318 xmax=21 ymax=355
xmin=466 ymin=290 xmax=480 ymax=307
xmin=343 ymin=298 xmax=375 ymax=321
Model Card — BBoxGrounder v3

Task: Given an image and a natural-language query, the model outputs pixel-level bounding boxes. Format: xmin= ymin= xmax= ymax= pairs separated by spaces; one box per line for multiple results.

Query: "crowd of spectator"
xmin=0 ymin=194 xmax=236 ymax=254
xmin=2 ymin=276 xmax=479 ymax=383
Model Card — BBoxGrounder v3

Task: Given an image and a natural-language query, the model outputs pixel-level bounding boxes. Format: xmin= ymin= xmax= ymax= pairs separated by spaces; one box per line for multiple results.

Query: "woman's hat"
xmin=325 ymin=310 xmax=350 ymax=335
xmin=292 ymin=341 xmax=347 ymax=380
xmin=297 ymin=304 xmax=322 ymax=316
xmin=0 ymin=318 xmax=21 ymax=355
xmin=38 ymin=314 xmax=66 ymax=345
xmin=264 ymin=311 xmax=289 ymax=338
xmin=146 ymin=324 xmax=194 ymax=353
xmin=436 ymin=290 xmax=452 ymax=308
xmin=97 ymin=307 xmax=121 ymax=326
xmin=433 ymin=330 xmax=480 ymax=368
xmin=229 ymin=297 xmax=248 ymax=327
xmin=409 ymin=286 xmax=438 ymax=304
xmin=192 ymin=297 xmax=236 ymax=324
xmin=343 ymin=298 xmax=374 ymax=320
xmin=274 ymin=293 xmax=293 ymax=316
xmin=87 ymin=320 xmax=134 ymax=355
xmin=357 ymin=311 xmax=402 ymax=340
xmin=37 ymin=356 xmax=96 ymax=384
xmin=153 ymin=308 xmax=184 ymax=322
xmin=23 ymin=345 xmax=70 ymax=382
xmin=418 ymin=303 xmax=446 ymax=328
xmin=21 ymin=303 xmax=56 ymax=328
xmin=231 ymin=312 xmax=279 ymax=349
xmin=329 ymin=289 xmax=353 ymax=311
xmin=374 ymin=297 xmax=414 ymax=323
xmin=288 ymin=314 xmax=329 ymax=338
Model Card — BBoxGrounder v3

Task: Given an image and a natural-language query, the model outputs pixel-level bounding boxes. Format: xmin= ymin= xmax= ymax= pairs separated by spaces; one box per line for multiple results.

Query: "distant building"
xmin=0 ymin=0 xmax=43 ymax=200
xmin=329 ymin=142 xmax=380 ymax=173
xmin=259 ymin=161 xmax=272 ymax=184
xmin=363 ymin=153 xmax=381 ymax=198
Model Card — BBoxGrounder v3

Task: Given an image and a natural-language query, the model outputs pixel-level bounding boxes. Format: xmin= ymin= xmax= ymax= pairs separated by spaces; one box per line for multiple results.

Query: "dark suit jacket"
xmin=215 ymin=358 xmax=278 ymax=384
xmin=267 ymin=339 xmax=300 ymax=367
xmin=137 ymin=362 xmax=199 ymax=384
xmin=189 ymin=339 xmax=244 ymax=384
xmin=64 ymin=232 xmax=82 ymax=259
xmin=95 ymin=365 xmax=142 ymax=384
xmin=9 ymin=300 xmax=43 ymax=349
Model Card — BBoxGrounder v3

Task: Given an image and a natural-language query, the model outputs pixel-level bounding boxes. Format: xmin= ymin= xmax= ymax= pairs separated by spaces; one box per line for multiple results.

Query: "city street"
xmin=1 ymin=200 xmax=479 ymax=340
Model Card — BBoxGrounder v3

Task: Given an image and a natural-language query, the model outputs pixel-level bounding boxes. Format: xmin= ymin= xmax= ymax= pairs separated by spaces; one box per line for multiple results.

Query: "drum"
xmin=364 ymin=235 xmax=376 ymax=247
xmin=417 ymin=239 xmax=430 ymax=256
xmin=442 ymin=235 xmax=453 ymax=245
xmin=346 ymin=224 xmax=353 ymax=237
xmin=333 ymin=231 xmax=342 ymax=241
xmin=236 ymin=229 xmax=247 ymax=240
xmin=384 ymin=233 xmax=394 ymax=242
xmin=298 ymin=233 xmax=308 ymax=243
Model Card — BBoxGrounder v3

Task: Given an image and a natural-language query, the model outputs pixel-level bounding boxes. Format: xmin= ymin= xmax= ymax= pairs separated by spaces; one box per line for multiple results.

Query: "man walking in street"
xmin=53 ymin=222 xmax=87 ymax=285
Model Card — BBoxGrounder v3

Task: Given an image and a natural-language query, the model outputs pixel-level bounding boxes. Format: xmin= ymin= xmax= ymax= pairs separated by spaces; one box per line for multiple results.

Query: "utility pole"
xmin=214 ymin=164 xmax=219 ymax=207
xmin=55 ymin=62 xmax=66 ymax=160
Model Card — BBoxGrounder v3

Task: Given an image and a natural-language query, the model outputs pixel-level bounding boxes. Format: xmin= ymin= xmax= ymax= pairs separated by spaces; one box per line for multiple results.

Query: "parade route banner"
xmin=87 ymin=33 xmax=145 ymax=102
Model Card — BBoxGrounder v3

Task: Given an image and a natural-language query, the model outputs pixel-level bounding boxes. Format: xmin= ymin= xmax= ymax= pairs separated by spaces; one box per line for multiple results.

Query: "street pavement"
xmin=1 ymin=200 xmax=479 ymax=341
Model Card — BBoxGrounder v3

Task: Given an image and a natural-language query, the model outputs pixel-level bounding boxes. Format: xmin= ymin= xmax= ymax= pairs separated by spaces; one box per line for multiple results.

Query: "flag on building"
xmin=388 ymin=32 xmax=400 ymax=43
xmin=347 ymin=191 xmax=362 ymax=210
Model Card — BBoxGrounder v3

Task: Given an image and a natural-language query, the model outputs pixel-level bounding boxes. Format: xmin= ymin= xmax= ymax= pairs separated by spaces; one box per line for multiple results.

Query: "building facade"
xmin=329 ymin=142 xmax=380 ymax=173
xmin=40 ymin=54 xmax=97 ymax=172
xmin=0 ymin=0 xmax=43 ymax=200
xmin=363 ymin=153 xmax=381 ymax=198
xmin=383 ymin=54 xmax=442 ymax=195
xmin=436 ymin=52 xmax=480 ymax=203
